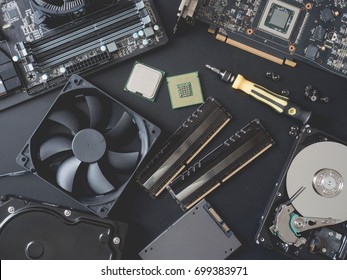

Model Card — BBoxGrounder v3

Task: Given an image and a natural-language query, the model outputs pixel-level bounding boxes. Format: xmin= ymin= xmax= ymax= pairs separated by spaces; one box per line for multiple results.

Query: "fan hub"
xmin=72 ymin=129 xmax=106 ymax=163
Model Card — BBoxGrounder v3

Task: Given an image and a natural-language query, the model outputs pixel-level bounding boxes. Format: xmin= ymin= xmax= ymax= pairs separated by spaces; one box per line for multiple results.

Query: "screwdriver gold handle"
xmin=232 ymin=74 xmax=311 ymax=124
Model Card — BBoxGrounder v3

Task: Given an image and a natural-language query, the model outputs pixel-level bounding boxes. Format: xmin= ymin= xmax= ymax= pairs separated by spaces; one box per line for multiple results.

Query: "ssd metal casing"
xmin=139 ymin=199 xmax=241 ymax=260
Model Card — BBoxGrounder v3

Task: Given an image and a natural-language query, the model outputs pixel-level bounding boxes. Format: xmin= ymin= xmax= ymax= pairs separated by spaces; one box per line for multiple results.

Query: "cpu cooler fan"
xmin=31 ymin=0 xmax=88 ymax=26
xmin=31 ymin=0 xmax=87 ymax=15
xmin=17 ymin=75 xmax=161 ymax=217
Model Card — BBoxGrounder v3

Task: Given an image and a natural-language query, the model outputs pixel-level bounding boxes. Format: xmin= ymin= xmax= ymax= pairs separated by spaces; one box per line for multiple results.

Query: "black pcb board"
xmin=180 ymin=0 xmax=347 ymax=79
xmin=0 ymin=0 xmax=168 ymax=111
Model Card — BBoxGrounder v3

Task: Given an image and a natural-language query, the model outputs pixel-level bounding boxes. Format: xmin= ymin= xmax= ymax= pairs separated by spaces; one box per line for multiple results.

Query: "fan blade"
xmin=85 ymin=95 xmax=105 ymax=129
xmin=48 ymin=110 xmax=82 ymax=135
xmin=56 ymin=156 xmax=81 ymax=192
xmin=107 ymin=151 xmax=139 ymax=172
xmin=87 ymin=163 xmax=115 ymax=194
xmin=105 ymin=112 xmax=135 ymax=142
xmin=39 ymin=136 xmax=72 ymax=161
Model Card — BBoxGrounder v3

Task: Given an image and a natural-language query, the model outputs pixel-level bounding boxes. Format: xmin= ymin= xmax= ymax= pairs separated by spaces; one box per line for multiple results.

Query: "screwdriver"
xmin=206 ymin=65 xmax=311 ymax=124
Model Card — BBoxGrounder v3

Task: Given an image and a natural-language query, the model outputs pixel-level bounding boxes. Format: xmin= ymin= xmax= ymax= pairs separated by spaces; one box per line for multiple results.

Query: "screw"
xmin=260 ymin=237 xmax=265 ymax=242
xmin=294 ymin=220 xmax=304 ymax=228
xmin=281 ymin=89 xmax=290 ymax=96
xmin=291 ymin=125 xmax=299 ymax=131
xmin=305 ymin=85 xmax=313 ymax=91
xmin=310 ymin=95 xmax=318 ymax=102
xmin=8 ymin=206 xmax=15 ymax=214
xmin=320 ymin=97 xmax=329 ymax=103
xmin=64 ymin=210 xmax=71 ymax=216
xmin=289 ymin=130 xmax=297 ymax=137
xmin=322 ymin=248 xmax=327 ymax=253
xmin=266 ymin=71 xmax=280 ymax=82
xmin=113 ymin=237 xmax=120 ymax=245
xmin=289 ymin=126 xmax=299 ymax=137
xmin=328 ymin=232 xmax=334 ymax=237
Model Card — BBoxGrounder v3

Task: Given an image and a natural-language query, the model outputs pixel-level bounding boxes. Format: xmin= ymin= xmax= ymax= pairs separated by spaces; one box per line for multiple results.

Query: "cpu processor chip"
xmin=166 ymin=72 xmax=204 ymax=109
xmin=125 ymin=62 xmax=165 ymax=101
xmin=258 ymin=0 xmax=300 ymax=40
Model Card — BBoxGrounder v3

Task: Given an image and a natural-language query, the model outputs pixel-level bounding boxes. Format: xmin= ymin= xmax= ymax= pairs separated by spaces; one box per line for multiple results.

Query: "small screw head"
xmin=64 ymin=210 xmax=71 ymax=217
xmin=8 ymin=206 xmax=15 ymax=214
xmin=310 ymin=95 xmax=318 ymax=102
xmin=289 ymin=130 xmax=297 ymax=137
xmin=322 ymin=248 xmax=327 ymax=253
xmin=328 ymin=232 xmax=334 ymax=237
xmin=266 ymin=71 xmax=273 ymax=77
xmin=113 ymin=237 xmax=120 ymax=245
xmin=260 ymin=237 xmax=265 ymax=242
xmin=281 ymin=89 xmax=290 ymax=96
xmin=265 ymin=71 xmax=280 ymax=81
xmin=272 ymin=74 xmax=280 ymax=81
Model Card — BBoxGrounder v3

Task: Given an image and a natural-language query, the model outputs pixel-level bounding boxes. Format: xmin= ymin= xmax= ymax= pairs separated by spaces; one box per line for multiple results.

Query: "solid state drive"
xmin=139 ymin=199 xmax=241 ymax=260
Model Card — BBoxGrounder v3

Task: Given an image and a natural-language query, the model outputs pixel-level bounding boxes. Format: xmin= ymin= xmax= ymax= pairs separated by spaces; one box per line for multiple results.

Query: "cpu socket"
xmin=258 ymin=0 xmax=301 ymax=40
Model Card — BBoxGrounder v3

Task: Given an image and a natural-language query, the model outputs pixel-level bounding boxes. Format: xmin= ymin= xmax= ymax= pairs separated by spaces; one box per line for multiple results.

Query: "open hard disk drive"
xmin=256 ymin=126 xmax=347 ymax=260
xmin=0 ymin=197 xmax=127 ymax=260
xmin=16 ymin=74 xmax=161 ymax=217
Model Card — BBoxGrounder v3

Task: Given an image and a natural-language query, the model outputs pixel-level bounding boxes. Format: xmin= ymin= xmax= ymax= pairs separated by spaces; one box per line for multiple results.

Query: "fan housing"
xmin=17 ymin=75 xmax=161 ymax=217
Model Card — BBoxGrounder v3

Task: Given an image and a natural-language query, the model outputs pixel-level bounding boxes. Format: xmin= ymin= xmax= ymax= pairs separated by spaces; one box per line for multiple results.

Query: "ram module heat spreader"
xmin=167 ymin=119 xmax=274 ymax=210
xmin=136 ymin=97 xmax=232 ymax=197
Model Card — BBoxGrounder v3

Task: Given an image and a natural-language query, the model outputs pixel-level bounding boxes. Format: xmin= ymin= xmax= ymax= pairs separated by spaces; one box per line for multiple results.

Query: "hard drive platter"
xmin=287 ymin=142 xmax=347 ymax=221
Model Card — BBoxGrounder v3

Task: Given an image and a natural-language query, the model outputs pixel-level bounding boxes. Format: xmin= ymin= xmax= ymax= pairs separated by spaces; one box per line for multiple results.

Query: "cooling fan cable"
xmin=0 ymin=170 xmax=33 ymax=178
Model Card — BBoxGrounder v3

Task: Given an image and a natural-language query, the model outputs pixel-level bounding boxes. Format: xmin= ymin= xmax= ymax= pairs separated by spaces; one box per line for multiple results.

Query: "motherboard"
xmin=179 ymin=0 xmax=347 ymax=79
xmin=0 ymin=0 xmax=168 ymax=110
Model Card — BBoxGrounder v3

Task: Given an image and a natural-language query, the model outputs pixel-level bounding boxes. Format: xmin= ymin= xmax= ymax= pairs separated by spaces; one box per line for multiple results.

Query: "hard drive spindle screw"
xmin=64 ymin=210 xmax=71 ymax=217
xmin=8 ymin=206 xmax=15 ymax=214
xmin=113 ymin=237 xmax=120 ymax=245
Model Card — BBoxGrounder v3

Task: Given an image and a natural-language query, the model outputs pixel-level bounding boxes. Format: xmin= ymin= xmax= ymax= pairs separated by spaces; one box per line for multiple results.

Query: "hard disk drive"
xmin=0 ymin=197 xmax=127 ymax=260
xmin=256 ymin=126 xmax=347 ymax=259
